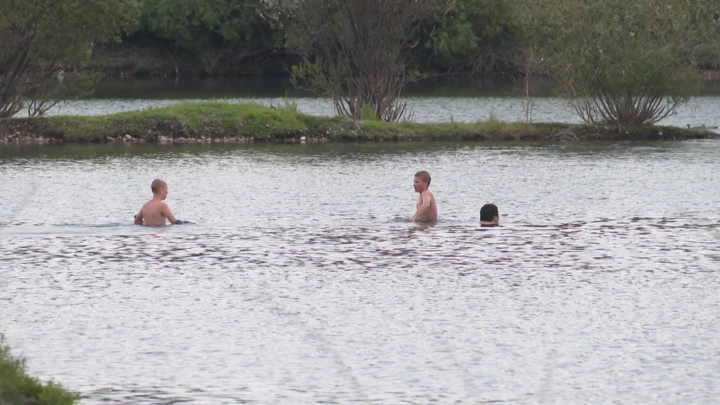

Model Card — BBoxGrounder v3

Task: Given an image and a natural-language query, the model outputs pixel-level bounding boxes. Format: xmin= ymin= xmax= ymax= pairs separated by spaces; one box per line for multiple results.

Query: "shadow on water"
xmin=2 ymin=139 xmax=716 ymax=162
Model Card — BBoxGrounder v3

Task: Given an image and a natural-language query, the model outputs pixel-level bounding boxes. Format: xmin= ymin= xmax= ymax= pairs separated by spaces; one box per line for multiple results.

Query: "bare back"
xmin=135 ymin=198 xmax=176 ymax=226
xmin=414 ymin=190 xmax=438 ymax=222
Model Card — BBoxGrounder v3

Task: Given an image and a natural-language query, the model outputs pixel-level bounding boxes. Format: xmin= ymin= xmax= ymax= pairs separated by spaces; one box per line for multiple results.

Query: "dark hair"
xmin=480 ymin=203 xmax=499 ymax=221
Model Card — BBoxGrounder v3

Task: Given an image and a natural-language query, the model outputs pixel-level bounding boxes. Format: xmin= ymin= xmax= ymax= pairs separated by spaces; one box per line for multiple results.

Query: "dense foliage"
xmin=122 ymin=0 xmax=521 ymax=77
xmin=516 ymin=0 xmax=720 ymax=124
xmin=0 ymin=0 xmax=138 ymax=117
xmin=130 ymin=0 xmax=280 ymax=75
xmin=3 ymin=0 xmax=720 ymax=123
xmin=411 ymin=0 xmax=517 ymax=75
xmin=0 ymin=336 xmax=78 ymax=405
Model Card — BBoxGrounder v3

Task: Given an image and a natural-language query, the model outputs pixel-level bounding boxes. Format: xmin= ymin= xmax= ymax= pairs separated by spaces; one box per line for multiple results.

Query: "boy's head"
xmin=413 ymin=170 xmax=431 ymax=192
xmin=480 ymin=203 xmax=499 ymax=224
xmin=151 ymin=179 xmax=168 ymax=199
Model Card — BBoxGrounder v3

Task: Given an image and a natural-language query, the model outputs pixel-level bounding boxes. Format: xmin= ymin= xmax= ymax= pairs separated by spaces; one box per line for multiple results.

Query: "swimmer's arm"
xmin=409 ymin=191 xmax=431 ymax=222
xmin=134 ymin=207 xmax=144 ymax=225
xmin=163 ymin=203 xmax=178 ymax=225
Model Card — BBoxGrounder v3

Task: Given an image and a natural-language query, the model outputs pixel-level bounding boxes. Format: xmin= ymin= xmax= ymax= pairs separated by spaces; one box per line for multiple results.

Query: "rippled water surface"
xmin=1 ymin=142 xmax=719 ymax=404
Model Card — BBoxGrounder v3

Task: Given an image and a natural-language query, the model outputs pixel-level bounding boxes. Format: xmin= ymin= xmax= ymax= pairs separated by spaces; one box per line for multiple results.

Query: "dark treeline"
xmin=109 ymin=0 xmax=518 ymax=78
xmin=2 ymin=0 xmax=720 ymax=124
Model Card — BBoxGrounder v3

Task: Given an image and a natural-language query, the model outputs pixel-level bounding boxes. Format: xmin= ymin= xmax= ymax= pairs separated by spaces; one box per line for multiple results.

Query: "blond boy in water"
xmin=409 ymin=170 xmax=438 ymax=222
xmin=134 ymin=179 xmax=178 ymax=226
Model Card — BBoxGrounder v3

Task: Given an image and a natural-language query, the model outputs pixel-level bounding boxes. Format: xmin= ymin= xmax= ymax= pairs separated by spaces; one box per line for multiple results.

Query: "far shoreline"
xmin=0 ymin=102 xmax=717 ymax=147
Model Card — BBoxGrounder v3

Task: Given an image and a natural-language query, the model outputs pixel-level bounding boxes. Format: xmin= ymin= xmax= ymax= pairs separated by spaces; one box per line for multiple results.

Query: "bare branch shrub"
xmin=284 ymin=0 xmax=449 ymax=121
xmin=515 ymin=0 xmax=714 ymax=126
xmin=0 ymin=0 xmax=137 ymax=117
xmin=563 ymin=81 xmax=685 ymax=126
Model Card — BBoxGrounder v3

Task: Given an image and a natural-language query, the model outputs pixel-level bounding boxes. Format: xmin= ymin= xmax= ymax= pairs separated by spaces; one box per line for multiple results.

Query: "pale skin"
xmin=409 ymin=176 xmax=438 ymax=222
xmin=134 ymin=186 xmax=177 ymax=226
xmin=480 ymin=215 xmax=499 ymax=227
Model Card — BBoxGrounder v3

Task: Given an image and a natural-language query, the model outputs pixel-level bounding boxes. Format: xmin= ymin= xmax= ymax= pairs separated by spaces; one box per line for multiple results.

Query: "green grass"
xmin=47 ymin=101 xmax=536 ymax=138
xmin=358 ymin=116 xmax=549 ymax=140
xmin=46 ymin=101 xmax=337 ymax=141
xmin=1 ymin=101 xmax=716 ymax=144
xmin=0 ymin=336 xmax=79 ymax=405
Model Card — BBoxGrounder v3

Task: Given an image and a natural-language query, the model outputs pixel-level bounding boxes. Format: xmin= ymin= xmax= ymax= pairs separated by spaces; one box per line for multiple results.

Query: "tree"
xmin=136 ymin=0 xmax=280 ymax=76
xmin=0 ymin=0 xmax=138 ymax=118
xmin=282 ymin=0 xmax=450 ymax=122
xmin=518 ymin=0 xmax=720 ymax=125
xmin=412 ymin=0 xmax=516 ymax=76
xmin=507 ymin=0 xmax=558 ymax=122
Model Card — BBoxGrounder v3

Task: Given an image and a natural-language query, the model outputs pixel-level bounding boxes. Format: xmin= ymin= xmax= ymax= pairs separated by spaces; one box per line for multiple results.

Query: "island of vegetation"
xmin=0 ymin=102 xmax=716 ymax=146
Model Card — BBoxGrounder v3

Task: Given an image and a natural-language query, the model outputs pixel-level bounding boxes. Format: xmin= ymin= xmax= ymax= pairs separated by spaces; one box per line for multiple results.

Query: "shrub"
xmin=0 ymin=335 xmax=79 ymax=405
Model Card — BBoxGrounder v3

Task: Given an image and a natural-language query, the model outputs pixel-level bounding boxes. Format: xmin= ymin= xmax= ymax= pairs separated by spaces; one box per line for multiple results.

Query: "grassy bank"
xmin=0 ymin=336 xmax=78 ymax=405
xmin=0 ymin=101 xmax=717 ymax=146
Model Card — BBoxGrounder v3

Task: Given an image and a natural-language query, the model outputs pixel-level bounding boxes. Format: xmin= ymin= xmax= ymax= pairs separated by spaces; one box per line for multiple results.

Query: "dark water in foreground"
xmin=1 ymin=142 xmax=719 ymax=404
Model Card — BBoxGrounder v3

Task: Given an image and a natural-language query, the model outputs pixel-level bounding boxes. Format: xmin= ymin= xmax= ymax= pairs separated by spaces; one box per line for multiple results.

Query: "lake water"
xmin=1 ymin=141 xmax=719 ymax=404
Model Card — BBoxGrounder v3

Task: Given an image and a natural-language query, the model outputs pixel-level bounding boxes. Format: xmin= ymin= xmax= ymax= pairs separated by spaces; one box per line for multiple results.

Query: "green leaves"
xmin=285 ymin=0 xmax=441 ymax=121
xmin=0 ymin=0 xmax=139 ymax=116
xmin=516 ymin=0 xmax=709 ymax=124
xmin=138 ymin=0 xmax=272 ymax=50
xmin=413 ymin=0 xmax=516 ymax=73
xmin=134 ymin=0 xmax=277 ymax=74
xmin=0 ymin=336 xmax=79 ymax=405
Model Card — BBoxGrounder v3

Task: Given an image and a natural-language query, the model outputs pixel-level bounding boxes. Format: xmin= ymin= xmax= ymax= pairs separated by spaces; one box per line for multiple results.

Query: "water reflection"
xmin=1 ymin=142 xmax=719 ymax=404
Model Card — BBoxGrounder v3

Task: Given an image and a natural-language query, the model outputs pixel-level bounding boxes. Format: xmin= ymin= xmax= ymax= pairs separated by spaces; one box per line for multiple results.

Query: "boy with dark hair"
xmin=480 ymin=203 xmax=499 ymax=227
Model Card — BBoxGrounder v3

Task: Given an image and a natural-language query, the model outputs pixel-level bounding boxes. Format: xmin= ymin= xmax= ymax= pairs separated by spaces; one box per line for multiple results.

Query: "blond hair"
xmin=414 ymin=170 xmax=431 ymax=185
xmin=151 ymin=179 xmax=167 ymax=194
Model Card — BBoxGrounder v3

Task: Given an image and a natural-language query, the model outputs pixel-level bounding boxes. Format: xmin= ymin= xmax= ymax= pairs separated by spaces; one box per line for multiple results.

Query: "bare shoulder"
xmin=160 ymin=201 xmax=175 ymax=215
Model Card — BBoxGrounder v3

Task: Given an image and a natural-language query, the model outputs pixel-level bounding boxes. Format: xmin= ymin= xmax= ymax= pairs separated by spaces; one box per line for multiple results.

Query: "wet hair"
xmin=414 ymin=170 xmax=431 ymax=185
xmin=480 ymin=203 xmax=499 ymax=222
xmin=151 ymin=179 xmax=167 ymax=194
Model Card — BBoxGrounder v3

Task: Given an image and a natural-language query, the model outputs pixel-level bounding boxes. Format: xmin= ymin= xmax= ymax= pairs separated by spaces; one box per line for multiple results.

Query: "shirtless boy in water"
xmin=134 ymin=179 xmax=178 ymax=226
xmin=409 ymin=170 xmax=438 ymax=223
